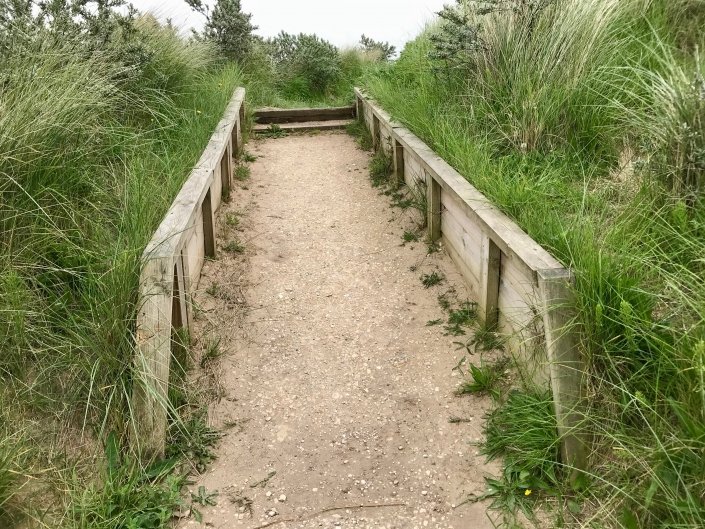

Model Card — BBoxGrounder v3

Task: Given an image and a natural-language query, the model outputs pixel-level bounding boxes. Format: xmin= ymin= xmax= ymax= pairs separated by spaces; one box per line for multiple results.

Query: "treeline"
xmin=187 ymin=0 xmax=395 ymax=105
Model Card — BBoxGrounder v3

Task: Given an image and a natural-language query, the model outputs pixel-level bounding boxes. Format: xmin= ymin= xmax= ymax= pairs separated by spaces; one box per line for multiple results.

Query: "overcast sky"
xmin=129 ymin=0 xmax=446 ymax=51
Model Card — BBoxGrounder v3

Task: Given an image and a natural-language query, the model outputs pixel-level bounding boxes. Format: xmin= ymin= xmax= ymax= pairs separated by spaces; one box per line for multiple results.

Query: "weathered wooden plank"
xmin=202 ymin=189 xmax=215 ymax=259
xmin=480 ymin=235 xmax=501 ymax=328
xmin=393 ymin=139 xmax=405 ymax=187
xmin=254 ymin=106 xmax=355 ymax=124
xmin=134 ymin=87 xmax=245 ymax=458
xmin=427 ymin=173 xmax=441 ymax=242
xmin=355 ymin=88 xmax=562 ymax=276
xmin=132 ymin=255 xmax=173 ymax=458
xmin=220 ymin=149 xmax=231 ymax=201
xmin=253 ymin=120 xmax=353 ymax=133
xmin=538 ymin=269 xmax=587 ymax=480
xmin=441 ymin=187 xmax=484 ymax=251
xmin=372 ymin=114 xmax=381 ymax=152
xmin=185 ymin=210 xmax=205 ymax=291
xmin=403 ymin=151 xmax=424 ymax=188
xmin=442 ymin=232 xmax=481 ymax=300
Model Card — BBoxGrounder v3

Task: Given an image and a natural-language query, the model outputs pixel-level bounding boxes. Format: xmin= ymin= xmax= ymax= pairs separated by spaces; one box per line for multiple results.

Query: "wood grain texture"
xmin=538 ymin=269 xmax=587 ymax=478
xmin=427 ymin=174 xmax=441 ymax=242
xmin=133 ymin=87 xmax=245 ymax=458
xmin=252 ymin=120 xmax=353 ymax=133
xmin=254 ymin=106 xmax=355 ymax=124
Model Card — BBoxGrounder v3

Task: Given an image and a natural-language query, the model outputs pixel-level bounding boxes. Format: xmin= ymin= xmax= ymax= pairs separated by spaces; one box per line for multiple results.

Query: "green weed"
xmin=200 ymin=337 xmax=223 ymax=369
xmin=369 ymin=149 xmax=393 ymax=187
xmin=444 ymin=301 xmax=478 ymax=336
xmin=473 ymin=323 xmax=506 ymax=352
xmin=456 ymin=358 xmax=509 ymax=399
xmin=234 ymin=165 xmax=251 ymax=181
xmin=402 ymin=230 xmax=419 ymax=243
xmin=225 ymin=213 xmax=240 ymax=228
xmin=480 ymin=390 xmax=561 ymax=521
xmin=167 ymin=413 xmax=221 ymax=474
xmin=261 ymin=124 xmax=287 ymax=138
xmin=437 ymin=292 xmax=452 ymax=311
xmin=66 ymin=433 xmax=184 ymax=529
xmin=421 ymin=271 xmax=444 ymax=288
xmin=224 ymin=240 xmax=245 ymax=254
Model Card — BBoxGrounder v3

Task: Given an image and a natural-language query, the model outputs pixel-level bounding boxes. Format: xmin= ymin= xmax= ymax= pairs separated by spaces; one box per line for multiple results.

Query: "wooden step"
xmin=254 ymin=106 xmax=355 ymax=124
xmin=253 ymin=119 xmax=354 ymax=134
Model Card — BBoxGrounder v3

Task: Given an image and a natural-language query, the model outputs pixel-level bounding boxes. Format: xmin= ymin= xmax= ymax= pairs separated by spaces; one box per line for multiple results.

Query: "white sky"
xmin=128 ymin=0 xmax=446 ymax=51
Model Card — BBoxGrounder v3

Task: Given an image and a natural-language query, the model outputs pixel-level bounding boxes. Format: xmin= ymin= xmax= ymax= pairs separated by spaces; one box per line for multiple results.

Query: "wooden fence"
xmin=355 ymin=88 xmax=587 ymax=474
xmin=132 ymin=87 xmax=246 ymax=458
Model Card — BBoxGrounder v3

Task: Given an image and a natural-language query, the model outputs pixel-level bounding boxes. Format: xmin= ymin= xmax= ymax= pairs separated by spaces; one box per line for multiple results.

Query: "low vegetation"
xmin=362 ymin=0 xmax=705 ymax=526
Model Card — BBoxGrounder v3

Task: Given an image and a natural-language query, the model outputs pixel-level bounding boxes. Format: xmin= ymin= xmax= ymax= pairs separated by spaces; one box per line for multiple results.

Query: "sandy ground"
xmin=180 ymin=132 xmax=500 ymax=529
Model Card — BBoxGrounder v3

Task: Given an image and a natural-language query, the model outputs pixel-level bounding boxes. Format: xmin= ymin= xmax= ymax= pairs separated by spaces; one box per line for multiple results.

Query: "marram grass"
xmin=363 ymin=0 xmax=705 ymax=526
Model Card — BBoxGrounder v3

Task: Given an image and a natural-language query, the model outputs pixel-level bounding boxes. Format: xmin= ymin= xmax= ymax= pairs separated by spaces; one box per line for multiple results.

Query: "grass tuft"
xmin=420 ymin=271 xmax=444 ymax=288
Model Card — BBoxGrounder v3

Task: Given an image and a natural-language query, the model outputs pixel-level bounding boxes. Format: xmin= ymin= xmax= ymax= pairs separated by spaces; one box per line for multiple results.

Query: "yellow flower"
xmin=196 ymin=110 xmax=202 ymax=114
xmin=524 ymin=489 xmax=532 ymax=496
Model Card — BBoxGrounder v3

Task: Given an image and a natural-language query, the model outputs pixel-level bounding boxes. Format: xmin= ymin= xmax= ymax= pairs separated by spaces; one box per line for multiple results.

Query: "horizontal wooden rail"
xmin=254 ymin=106 xmax=355 ymax=124
xmin=132 ymin=87 xmax=246 ymax=458
xmin=354 ymin=87 xmax=586 ymax=475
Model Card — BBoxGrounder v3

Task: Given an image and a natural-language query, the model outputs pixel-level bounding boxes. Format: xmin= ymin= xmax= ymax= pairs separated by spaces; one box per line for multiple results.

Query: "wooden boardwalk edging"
xmin=132 ymin=87 xmax=246 ymax=458
xmin=254 ymin=105 xmax=355 ymax=124
xmin=354 ymin=88 xmax=587 ymax=475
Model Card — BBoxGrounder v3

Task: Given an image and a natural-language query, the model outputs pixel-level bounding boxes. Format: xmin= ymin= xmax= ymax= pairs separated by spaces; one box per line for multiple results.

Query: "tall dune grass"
xmin=0 ymin=14 xmax=243 ymax=525
xmin=364 ymin=0 xmax=705 ymax=526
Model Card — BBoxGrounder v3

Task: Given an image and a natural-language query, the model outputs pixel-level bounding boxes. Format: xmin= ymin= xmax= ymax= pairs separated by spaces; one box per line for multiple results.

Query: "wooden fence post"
xmin=220 ymin=150 xmax=231 ymax=201
xmin=132 ymin=255 xmax=173 ymax=458
xmin=393 ymin=139 xmax=405 ymax=187
xmin=202 ymin=189 xmax=216 ymax=259
xmin=372 ymin=114 xmax=381 ymax=152
xmin=480 ymin=236 xmax=501 ymax=329
xmin=537 ymin=268 xmax=587 ymax=480
xmin=426 ymin=173 xmax=441 ymax=241
xmin=233 ymin=103 xmax=245 ymax=159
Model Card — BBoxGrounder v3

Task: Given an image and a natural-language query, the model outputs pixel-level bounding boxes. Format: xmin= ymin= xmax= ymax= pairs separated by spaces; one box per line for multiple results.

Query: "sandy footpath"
xmin=179 ymin=132 xmax=499 ymax=529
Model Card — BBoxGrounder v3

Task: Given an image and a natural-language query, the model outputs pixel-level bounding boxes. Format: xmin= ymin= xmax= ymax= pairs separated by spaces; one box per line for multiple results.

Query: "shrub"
xmin=267 ymin=32 xmax=342 ymax=97
xmin=201 ymin=0 xmax=256 ymax=60
xmin=359 ymin=34 xmax=395 ymax=61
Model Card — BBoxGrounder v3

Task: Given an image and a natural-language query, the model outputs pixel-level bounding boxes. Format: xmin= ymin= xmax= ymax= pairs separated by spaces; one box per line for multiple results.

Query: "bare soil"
xmin=180 ymin=132 xmax=499 ymax=529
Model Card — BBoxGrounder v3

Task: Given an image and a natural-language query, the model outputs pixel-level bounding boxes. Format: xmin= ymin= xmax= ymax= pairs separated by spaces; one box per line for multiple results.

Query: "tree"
xmin=188 ymin=0 xmax=256 ymax=60
xmin=359 ymin=34 xmax=395 ymax=61
xmin=267 ymin=32 xmax=341 ymax=96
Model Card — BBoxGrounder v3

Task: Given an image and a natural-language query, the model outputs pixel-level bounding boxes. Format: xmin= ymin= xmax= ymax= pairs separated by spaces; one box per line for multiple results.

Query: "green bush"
xmin=267 ymin=32 xmax=342 ymax=98
xmin=201 ymin=0 xmax=256 ymax=60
